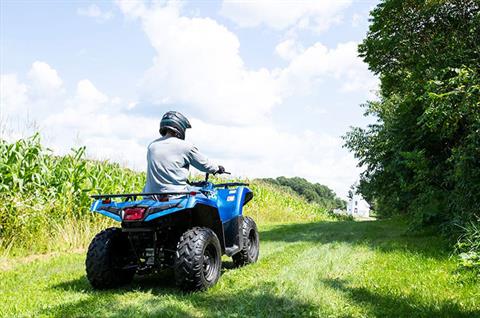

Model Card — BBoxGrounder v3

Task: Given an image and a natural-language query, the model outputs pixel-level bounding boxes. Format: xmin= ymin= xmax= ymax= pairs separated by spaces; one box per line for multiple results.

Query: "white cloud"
xmin=278 ymin=41 xmax=378 ymax=96
xmin=117 ymin=1 xmax=279 ymax=125
xmin=189 ymin=119 xmax=359 ymax=197
xmin=0 ymin=74 xmax=31 ymax=139
xmin=43 ymin=107 xmax=155 ymax=169
xmin=115 ymin=0 xmax=146 ymax=18
xmin=116 ymin=1 xmax=375 ymax=125
xmin=1 ymin=74 xmax=28 ymax=113
xmin=1 ymin=64 xmax=154 ymax=170
xmin=1 ymin=62 xmax=65 ymax=138
xmin=275 ymin=38 xmax=303 ymax=61
xmin=27 ymin=61 xmax=63 ymax=97
xmin=77 ymin=4 xmax=113 ymax=22
xmin=220 ymin=0 xmax=352 ymax=33
xmin=73 ymin=79 xmax=109 ymax=112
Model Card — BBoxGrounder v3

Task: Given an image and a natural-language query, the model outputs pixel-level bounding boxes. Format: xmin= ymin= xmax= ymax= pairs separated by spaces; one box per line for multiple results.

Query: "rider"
xmin=143 ymin=111 xmax=225 ymax=195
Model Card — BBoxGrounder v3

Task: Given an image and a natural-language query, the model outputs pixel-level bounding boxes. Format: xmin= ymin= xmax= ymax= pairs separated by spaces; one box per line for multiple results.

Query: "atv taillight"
xmin=102 ymin=198 xmax=111 ymax=204
xmin=123 ymin=207 xmax=146 ymax=221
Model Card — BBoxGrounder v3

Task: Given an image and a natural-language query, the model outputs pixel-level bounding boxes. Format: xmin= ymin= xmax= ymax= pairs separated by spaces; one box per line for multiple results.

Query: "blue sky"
xmin=1 ymin=0 xmax=379 ymax=198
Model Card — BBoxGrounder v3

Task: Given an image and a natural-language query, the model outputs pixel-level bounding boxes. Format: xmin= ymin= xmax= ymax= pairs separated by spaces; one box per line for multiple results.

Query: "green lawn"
xmin=1 ymin=219 xmax=479 ymax=318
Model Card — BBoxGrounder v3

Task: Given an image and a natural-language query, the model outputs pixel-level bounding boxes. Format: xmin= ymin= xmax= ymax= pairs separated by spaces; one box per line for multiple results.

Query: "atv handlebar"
xmin=205 ymin=171 xmax=231 ymax=182
xmin=204 ymin=172 xmax=248 ymax=188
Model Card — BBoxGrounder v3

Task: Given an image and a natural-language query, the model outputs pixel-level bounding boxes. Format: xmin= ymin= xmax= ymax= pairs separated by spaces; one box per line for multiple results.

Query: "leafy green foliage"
xmin=343 ymin=0 xmax=480 ymax=270
xmin=260 ymin=177 xmax=346 ymax=210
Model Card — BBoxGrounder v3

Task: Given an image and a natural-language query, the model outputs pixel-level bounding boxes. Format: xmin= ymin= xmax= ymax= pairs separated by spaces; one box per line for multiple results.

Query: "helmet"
xmin=159 ymin=111 xmax=192 ymax=140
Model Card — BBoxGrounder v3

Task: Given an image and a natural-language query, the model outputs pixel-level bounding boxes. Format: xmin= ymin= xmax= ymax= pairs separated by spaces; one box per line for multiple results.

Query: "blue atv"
xmin=86 ymin=172 xmax=259 ymax=291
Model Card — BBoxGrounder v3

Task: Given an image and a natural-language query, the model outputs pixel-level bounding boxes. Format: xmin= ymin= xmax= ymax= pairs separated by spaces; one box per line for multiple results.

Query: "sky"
xmin=0 ymin=0 xmax=379 ymax=198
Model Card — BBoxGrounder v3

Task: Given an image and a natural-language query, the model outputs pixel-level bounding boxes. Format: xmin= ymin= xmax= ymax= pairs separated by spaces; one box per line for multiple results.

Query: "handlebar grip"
xmin=211 ymin=171 xmax=231 ymax=175
xmin=209 ymin=171 xmax=231 ymax=178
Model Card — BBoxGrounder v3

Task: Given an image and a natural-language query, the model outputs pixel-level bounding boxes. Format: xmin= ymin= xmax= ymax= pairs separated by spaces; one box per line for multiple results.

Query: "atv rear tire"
xmin=86 ymin=227 xmax=135 ymax=289
xmin=232 ymin=216 xmax=259 ymax=267
xmin=174 ymin=227 xmax=222 ymax=291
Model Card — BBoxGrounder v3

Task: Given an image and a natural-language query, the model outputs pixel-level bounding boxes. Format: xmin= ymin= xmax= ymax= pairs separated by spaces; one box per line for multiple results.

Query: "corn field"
xmin=0 ymin=134 xmax=145 ymax=255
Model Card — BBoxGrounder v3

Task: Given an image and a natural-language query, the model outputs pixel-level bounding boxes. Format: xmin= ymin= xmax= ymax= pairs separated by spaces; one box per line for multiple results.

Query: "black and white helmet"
xmin=159 ymin=111 xmax=192 ymax=140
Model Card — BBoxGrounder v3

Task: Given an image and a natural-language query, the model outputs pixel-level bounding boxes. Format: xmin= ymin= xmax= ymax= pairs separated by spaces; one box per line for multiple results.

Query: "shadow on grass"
xmin=53 ymin=270 xmax=179 ymax=295
xmin=323 ymin=278 xmax=480 ymax=318
xmin=260 ymin=219 xmax=451 ymax=260
xmin=49 ymin=277 xmax=318 ymax=317
xmin=54 ymin=262 xmax=239 ymax=295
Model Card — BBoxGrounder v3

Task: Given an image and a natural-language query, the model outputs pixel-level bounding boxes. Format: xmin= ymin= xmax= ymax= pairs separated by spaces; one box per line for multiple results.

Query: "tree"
xmin=344 ymin=0 xmax=480 ymax=227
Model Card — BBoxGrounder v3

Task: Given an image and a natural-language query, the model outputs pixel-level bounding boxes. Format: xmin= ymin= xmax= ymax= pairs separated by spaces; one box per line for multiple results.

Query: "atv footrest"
xmin=225 ymin=245 xmax=240 ymax=257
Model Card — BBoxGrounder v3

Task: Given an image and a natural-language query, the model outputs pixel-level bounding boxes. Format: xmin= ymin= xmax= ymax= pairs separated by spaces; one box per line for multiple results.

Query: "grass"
xmin=1 ymin=218 xmax=479 ymax=318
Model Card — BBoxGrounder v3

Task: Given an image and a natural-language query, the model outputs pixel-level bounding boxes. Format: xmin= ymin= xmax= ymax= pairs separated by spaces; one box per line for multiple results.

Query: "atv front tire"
xmin=232 ymin=216 xmax=259 ymax=267
xmin=174 ymin=227 xmax=222 ymax=291
xmin=86 ymin=227 xmax=135 ymax=289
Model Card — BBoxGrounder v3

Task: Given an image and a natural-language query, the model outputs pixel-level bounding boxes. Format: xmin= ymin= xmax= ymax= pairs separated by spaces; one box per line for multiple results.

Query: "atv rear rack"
xmin=92 ymin=183 xmax=250 ymax=199
xmin=91 ymin=192 xmax=193 ymax=200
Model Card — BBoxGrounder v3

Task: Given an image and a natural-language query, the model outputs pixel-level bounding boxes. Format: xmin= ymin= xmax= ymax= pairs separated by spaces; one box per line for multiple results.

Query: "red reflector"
xmin=102 ymin=198 xmax=111 ymax=204
xmin=123 ymin=208 xmax=146 ymax=221
xmin=190 ymin=192 xmax=197 ymax=196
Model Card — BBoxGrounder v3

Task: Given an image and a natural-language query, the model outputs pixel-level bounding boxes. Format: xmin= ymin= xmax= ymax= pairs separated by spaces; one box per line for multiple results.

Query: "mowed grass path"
xmin=1 ymin=219 xmax=479 ymax=318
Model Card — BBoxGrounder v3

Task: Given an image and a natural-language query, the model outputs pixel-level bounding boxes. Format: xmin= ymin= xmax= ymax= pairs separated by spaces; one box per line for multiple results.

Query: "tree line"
xmin=260 ymin=177 xmax=346 ymax=210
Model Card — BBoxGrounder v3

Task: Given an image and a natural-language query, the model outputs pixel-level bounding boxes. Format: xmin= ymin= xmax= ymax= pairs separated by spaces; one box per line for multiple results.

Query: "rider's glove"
xmin=217 ymin=165 xmax=225 ymax=174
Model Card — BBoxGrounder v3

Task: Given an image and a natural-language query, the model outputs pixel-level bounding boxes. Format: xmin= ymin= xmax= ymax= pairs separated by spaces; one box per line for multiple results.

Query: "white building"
xmin=347 ymin=194 xmax=370 ymax=218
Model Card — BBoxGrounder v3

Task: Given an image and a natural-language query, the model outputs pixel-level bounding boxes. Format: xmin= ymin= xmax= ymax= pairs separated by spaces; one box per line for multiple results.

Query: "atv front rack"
xmin=214 ymin=182 xmax=249 ymax=188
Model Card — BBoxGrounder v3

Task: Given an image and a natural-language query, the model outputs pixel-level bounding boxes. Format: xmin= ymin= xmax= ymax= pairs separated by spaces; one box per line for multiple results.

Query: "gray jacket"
xmin=143 ymin=136 xmax=219 ymax=193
